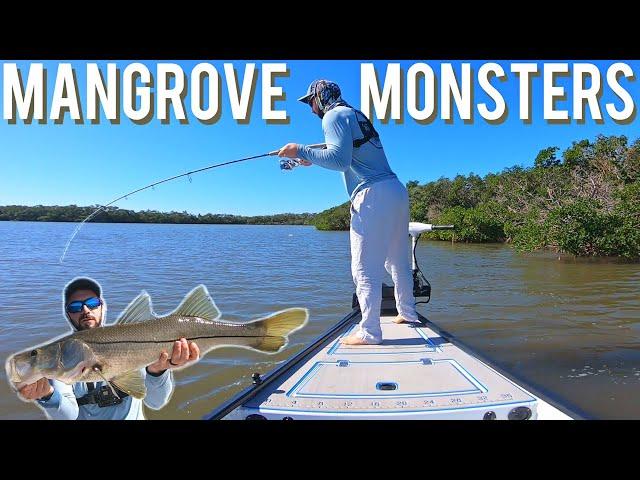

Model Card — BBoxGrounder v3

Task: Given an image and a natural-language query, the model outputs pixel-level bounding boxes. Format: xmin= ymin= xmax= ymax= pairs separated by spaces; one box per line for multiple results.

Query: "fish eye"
xmin=30 ymin=350 xmax=38 ymax=357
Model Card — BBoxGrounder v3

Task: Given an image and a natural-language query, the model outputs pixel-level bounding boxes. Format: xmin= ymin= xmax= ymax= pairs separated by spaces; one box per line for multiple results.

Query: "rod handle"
xmin=269 ymin=143 xmax=327 ymax=156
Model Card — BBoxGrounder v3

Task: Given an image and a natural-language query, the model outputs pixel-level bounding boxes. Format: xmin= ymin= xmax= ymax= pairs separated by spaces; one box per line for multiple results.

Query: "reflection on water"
xmin=0 ymin=222 xmax=638 ymax=419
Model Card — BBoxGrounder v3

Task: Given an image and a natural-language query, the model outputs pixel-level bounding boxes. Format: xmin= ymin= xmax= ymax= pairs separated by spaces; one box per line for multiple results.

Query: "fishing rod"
xmin=59 ymin=143 xmax=327 ymax=263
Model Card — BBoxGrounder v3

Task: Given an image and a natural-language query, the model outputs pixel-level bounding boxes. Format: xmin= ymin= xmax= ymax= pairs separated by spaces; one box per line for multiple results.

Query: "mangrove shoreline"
xmin=3 ymin=134 xmax=638 ymax=259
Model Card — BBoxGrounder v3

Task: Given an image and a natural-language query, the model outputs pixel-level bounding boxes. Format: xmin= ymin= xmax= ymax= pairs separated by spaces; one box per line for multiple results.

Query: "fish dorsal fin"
xmin=111 ymin=370 xmax=146 ymax=399
xmin=116 ymin=291 xmax=155 ymax=325
xmin=170 ymin=285 xmax=220 ymax=321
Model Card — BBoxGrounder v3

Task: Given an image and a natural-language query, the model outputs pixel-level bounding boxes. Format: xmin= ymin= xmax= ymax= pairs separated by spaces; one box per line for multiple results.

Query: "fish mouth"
xmin=5 ymin=356 xmax=25 ymax=387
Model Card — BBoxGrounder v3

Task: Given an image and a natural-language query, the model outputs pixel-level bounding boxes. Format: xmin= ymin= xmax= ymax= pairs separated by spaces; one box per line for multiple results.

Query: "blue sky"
xmin=0 ymin=59 xmax=638 ymax=216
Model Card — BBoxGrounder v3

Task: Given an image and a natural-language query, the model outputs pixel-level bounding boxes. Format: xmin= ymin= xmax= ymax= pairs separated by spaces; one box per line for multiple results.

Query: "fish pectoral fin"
xmin=252 ymin=308 xmax=309 ymax=354
xmin=90 ymin=365 xmax=122 ymax=398
xmin=255 ymin=336 xmax=287 ymax=353
xmin=111 ymin=370 xmax=147 ymax=399
xmin=116 ymin=291 xmax=155 ymax=325
xmin=169 ymin=285 xmax=220 ymax=321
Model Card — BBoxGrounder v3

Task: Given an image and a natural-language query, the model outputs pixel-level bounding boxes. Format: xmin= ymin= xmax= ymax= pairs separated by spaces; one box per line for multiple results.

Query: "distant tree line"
xmin=310 ymin=134 xmax=639 ymax=258
xmin=0 ymin=205 xmax=315 ymax=226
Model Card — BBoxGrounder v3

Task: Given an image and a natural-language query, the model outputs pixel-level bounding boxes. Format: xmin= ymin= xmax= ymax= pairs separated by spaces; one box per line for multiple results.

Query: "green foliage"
xmin=621 ymin=139 xmax=640 ymax=183
xmin=0 ymin=205 xmax=315 ymax=226
xmin=511 ymin=217 xmax=547 ymax=252
xmin=429 ymin=204 xmax=505 ymax=243
xmin=544 ymin=199 xmax=614 ymax=256
xmin=310 ymin=202 xmax=350 ymax=231
xmin=534 ymin=146 xmax=560 ymax=168
xmin=610 ymin=181 xmax=640 ymax=258
xmin=505 ymin=206 xmax=548 ymax=252
xmin=3 ymin=135 xmax=638 ymax=260
xmin=562 ymin=139 xmax=592 ymax=168
xmin=310 ymin=134 xmax=639 ymax=259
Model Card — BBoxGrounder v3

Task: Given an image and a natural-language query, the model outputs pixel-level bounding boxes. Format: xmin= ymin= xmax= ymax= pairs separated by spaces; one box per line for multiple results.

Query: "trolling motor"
xmin=409 ymin=222 xmax=455 ymax=304
xmin=351 ymin=222 xmax=455 ymax=311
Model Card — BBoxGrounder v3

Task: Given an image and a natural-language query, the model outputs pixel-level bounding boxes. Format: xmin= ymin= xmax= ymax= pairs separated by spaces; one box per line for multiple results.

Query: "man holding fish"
xmin=7 ymin=278 xmax=308 ymax=420
xmin=14 ymin=277 xmax=200 ymax=420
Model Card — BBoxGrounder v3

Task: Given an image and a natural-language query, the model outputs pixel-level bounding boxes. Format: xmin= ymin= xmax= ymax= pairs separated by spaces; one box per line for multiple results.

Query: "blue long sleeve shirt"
xmin=36 ymin=368 xmax=173 ymax=420
xmin=296 ymin=105 xmax=397 ymax=201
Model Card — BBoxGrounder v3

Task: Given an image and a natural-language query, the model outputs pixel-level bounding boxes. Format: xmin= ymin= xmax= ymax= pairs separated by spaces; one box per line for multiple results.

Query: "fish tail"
xmin=253 ymin=308 xmax=309 ymax=353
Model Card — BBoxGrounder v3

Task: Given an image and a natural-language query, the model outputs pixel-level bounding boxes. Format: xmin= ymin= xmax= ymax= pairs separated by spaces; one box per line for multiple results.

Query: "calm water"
xmin=0 ymin=222 xmax=638 ymax=419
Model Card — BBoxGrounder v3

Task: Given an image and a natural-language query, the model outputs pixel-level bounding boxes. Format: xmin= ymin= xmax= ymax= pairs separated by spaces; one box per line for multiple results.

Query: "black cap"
xmin=64 ymin=277 xmax=102 ymax=305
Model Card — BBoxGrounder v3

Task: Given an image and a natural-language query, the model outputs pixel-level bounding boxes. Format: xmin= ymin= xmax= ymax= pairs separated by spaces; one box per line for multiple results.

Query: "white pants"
xmin=350 ymin=177 xmax=418 ymax=343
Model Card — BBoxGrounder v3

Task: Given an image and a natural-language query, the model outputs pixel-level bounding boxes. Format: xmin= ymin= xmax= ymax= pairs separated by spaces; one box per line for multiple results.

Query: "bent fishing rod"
xmin=59 ymin=143 xmax=327 ymax=263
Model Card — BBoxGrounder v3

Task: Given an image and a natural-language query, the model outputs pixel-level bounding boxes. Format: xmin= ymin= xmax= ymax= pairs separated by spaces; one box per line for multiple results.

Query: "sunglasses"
xmin=66 ymin=296 xmax=102 ymax=314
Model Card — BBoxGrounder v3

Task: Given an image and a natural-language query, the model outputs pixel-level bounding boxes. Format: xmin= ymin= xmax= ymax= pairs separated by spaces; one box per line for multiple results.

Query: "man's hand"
xmin=278 ymin=144 xmax=312 ymax=166
xmin=277 ymin=143 xmax=298 ymax=158
xmin=147 ymin=338 xmax=200 ymax=374
xmin=18 ymin=378 xmax=53 ymax=401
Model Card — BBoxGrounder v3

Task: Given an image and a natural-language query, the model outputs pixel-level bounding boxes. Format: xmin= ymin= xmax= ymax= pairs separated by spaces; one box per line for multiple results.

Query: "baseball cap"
xmin=64 ymin=277 xmax=102 ymax=305
xmin=297 ymin=80 xmax=318 ymax=104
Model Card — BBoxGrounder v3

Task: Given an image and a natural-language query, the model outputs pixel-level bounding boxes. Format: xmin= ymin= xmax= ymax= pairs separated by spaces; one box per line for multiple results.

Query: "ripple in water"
xmin=0 ymin=222 xmax=638 ymax=419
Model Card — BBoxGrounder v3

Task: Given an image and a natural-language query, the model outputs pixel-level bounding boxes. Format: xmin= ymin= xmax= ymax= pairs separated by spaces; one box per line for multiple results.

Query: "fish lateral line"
xmin=84 ymin=334 xmax=282 ymax=345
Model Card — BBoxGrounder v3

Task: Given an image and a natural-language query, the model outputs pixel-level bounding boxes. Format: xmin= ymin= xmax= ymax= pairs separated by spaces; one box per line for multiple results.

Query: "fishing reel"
xmin=279 ymin=158 xmax=303 ymax=171
xmin=274 ymin=143 xmax=327 ymax=171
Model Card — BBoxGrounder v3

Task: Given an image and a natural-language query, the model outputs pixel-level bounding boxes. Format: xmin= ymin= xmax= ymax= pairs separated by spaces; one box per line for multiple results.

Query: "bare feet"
xmin=340 ymin=334 xmax=380 ymax=345
xmin=393 ymin=316 xmax=420 ymax=324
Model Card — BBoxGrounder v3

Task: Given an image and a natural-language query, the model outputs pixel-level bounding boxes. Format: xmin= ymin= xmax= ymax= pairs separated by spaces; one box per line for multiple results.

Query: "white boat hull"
xmin=220 ymin=315 xmax=573 ymax=420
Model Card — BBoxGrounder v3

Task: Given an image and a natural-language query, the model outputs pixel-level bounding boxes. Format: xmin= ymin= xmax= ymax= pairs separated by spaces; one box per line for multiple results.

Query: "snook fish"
xmin=6 ymin=285 xmax=308 ymax=399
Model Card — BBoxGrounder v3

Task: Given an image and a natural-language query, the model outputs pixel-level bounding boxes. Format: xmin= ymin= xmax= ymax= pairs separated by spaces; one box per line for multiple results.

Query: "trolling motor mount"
xmin=409 ymin=222 xmax=455 ymax=304
xmin=351 ymin=222 xmax=455 ymax=310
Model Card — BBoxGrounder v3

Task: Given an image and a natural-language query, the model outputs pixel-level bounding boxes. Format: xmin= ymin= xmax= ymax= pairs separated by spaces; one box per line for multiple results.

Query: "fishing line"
xmin=59 ymin=144 xmax=326 ymax=263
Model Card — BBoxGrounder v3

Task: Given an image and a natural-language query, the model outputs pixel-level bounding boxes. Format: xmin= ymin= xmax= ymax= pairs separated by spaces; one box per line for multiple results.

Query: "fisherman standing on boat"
xmin=15 ymin=277 xmax=201 ymax=419
xmin=278 ymin=80 xmax=419 ymax=345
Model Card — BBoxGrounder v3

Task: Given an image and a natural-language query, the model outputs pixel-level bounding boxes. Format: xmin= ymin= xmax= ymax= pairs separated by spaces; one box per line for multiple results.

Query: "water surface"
xmin=0 ymin=222 xmax=637 ymax=419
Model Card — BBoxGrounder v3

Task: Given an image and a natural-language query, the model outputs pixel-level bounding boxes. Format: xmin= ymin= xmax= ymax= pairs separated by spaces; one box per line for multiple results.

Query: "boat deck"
xmin=221 ymin=314 xmax=572 ymax=420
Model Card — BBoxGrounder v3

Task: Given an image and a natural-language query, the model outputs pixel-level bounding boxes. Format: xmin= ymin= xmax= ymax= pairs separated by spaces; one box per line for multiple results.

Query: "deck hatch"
xmin=376 ymin=382 xmax=398 ymax=391
xmin=288 ymin=360 xmax=486 ymax=399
